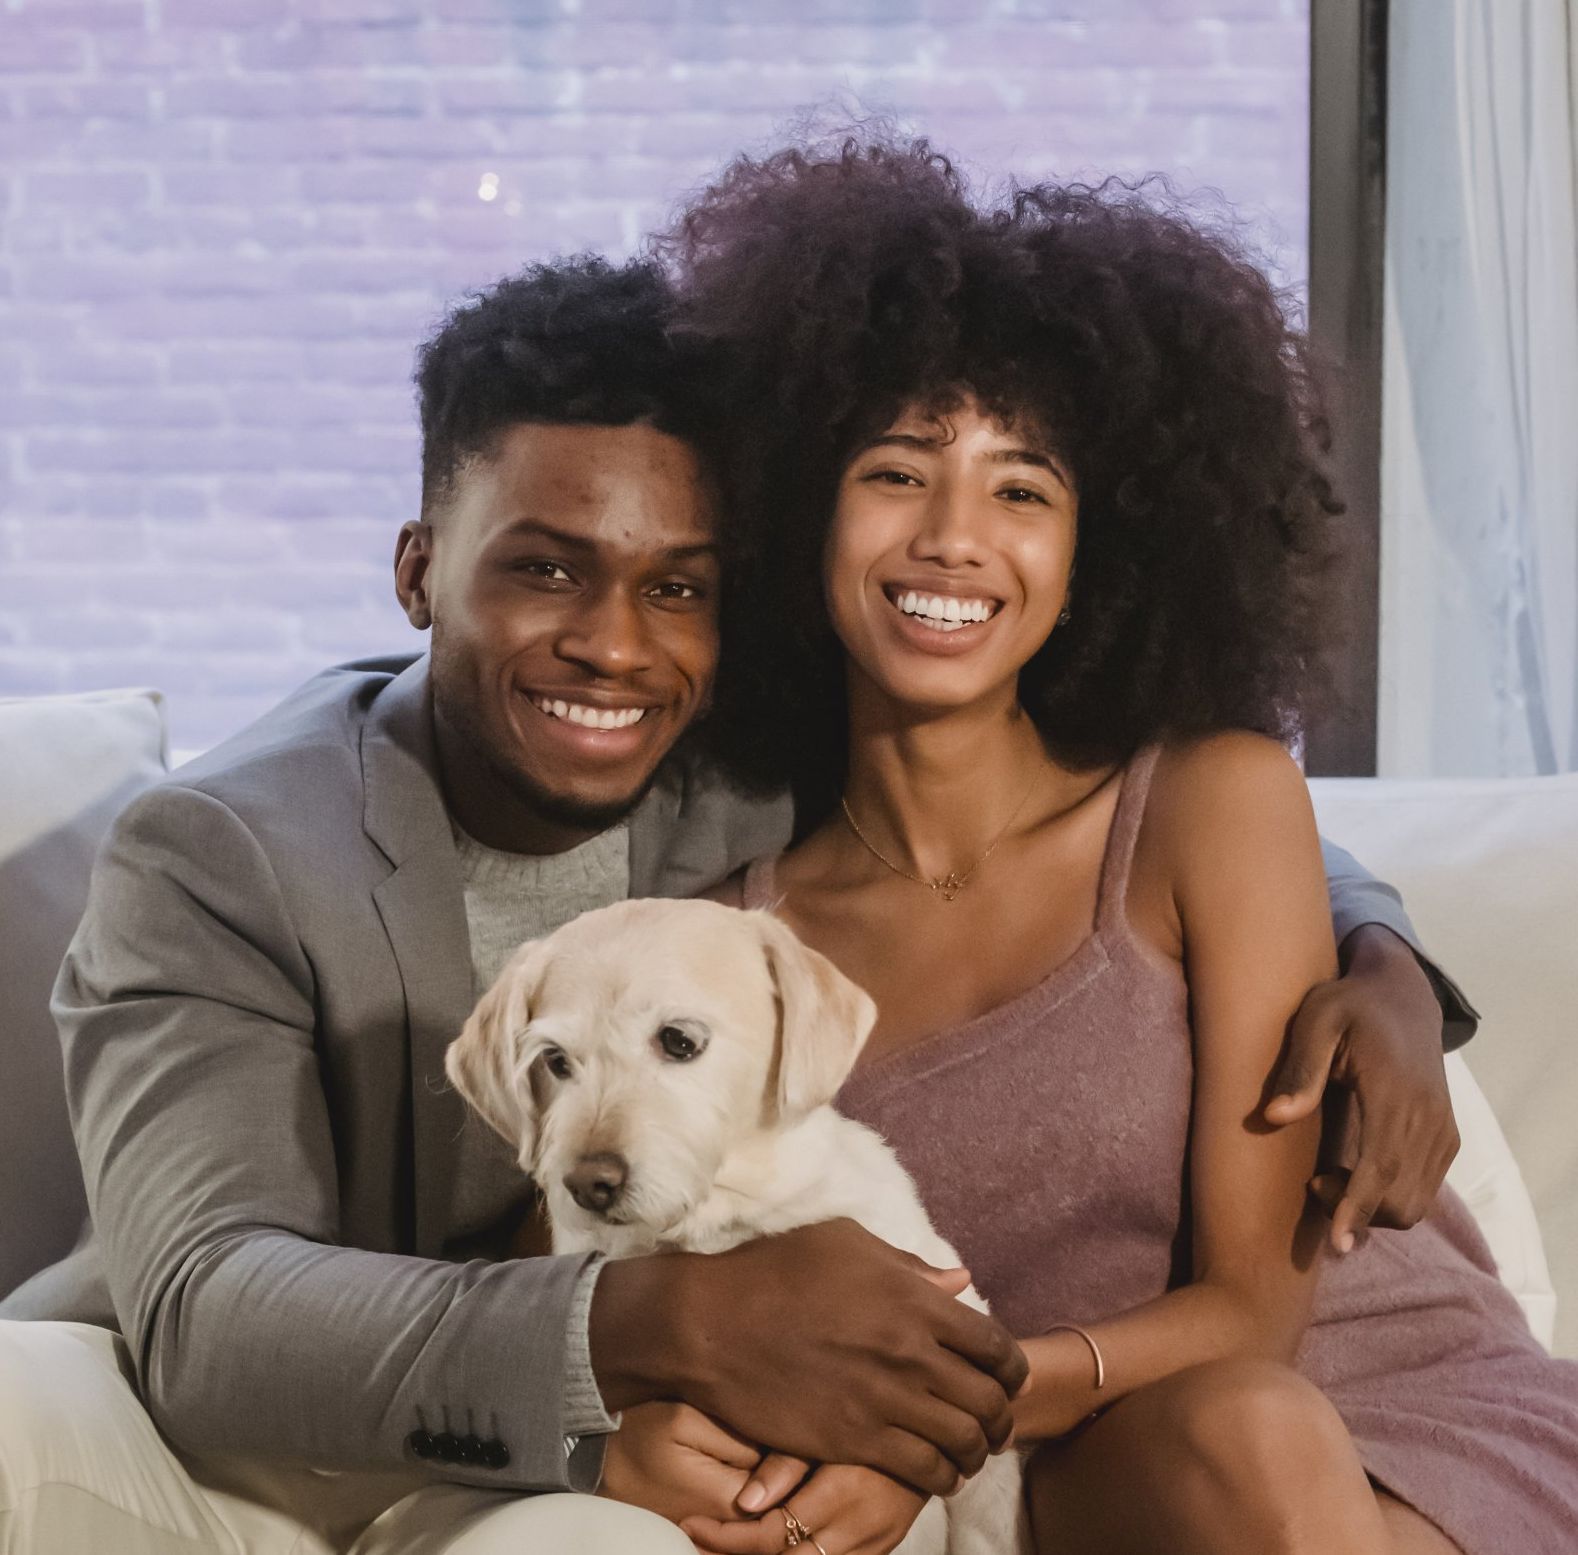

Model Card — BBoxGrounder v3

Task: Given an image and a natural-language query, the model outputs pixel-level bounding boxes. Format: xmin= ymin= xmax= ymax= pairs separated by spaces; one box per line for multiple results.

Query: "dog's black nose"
xmin=564 ymin=1153 xmax=628 ymax=1214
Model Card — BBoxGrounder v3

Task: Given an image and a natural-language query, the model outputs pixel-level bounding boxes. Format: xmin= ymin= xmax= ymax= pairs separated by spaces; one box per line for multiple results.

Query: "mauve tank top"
xmin=741 ymin=745 xmax=1578 ymax=1555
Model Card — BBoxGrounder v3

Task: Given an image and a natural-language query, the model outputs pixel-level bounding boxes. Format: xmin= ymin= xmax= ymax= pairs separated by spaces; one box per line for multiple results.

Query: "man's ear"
xmin=394 ymin=520 xmax=434 ymax=630
xmin=753 ymin=911 xmax=877 ymax=1120
xmin=445 ymin=940 xmax=547 ymax=1163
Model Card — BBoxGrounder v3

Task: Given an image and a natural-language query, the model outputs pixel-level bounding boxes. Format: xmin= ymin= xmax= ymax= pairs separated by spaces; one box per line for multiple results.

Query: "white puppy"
xmin=446 ymin=896 xmax=1027 ymax=1555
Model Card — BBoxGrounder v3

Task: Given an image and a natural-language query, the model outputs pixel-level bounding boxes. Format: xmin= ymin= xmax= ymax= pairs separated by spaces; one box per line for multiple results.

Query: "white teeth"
xmin=893 ymin=591 xmax=997 ymax=626
xmin=534 ymin=697 xmax=648 ymax=729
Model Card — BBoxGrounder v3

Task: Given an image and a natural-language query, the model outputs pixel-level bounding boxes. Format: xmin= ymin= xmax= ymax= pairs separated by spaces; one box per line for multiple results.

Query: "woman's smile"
xmin=825 ymin=398 xmax=1077 ymax=707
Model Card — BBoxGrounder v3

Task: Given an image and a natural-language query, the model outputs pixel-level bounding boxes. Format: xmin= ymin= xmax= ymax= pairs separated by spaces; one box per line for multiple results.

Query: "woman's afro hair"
xmin=661 ymin=134 xmax=1342 ymax=816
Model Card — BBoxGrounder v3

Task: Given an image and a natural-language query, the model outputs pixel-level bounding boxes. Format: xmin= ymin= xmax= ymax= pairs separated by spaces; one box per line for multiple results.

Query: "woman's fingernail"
xmin=737 ymin=1482 xmax=767 ymax=1512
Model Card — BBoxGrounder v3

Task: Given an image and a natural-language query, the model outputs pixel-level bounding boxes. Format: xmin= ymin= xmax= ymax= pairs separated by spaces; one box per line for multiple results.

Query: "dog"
xmin=445 ymin=895 xmax=1027 ymax=1555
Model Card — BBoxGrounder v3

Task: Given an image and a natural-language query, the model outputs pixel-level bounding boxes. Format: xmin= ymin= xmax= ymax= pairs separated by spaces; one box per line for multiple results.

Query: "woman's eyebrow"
xmin=981 ymin=446 xmax=1072 ymax=489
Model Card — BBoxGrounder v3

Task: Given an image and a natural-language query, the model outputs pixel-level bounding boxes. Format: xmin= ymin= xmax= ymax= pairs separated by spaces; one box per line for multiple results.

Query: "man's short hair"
xmin=414 ymin=255 xmax=720 ymax=517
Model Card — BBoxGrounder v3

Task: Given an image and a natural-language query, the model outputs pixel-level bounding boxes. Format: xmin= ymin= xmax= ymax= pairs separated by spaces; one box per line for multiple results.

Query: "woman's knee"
xmin=1154 ymin=1357 xmax=1363 ymax=1501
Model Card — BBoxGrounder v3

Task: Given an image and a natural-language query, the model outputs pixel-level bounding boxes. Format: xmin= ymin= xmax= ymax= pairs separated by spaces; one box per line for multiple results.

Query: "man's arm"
xmin=60 ymin=782 xmax=608 ymax=1492
xmin=1321 ymin=837 xmax=1479 ymax=1050
xmin=1257 ymin=837 xmax=1478 ymax=1250
xmin=64 ymin=783 xmax=1027 ymax=1500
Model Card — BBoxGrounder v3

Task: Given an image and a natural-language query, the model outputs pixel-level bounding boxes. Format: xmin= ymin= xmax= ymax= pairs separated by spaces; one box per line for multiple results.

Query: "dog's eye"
xmin=542 ymin=1046 xmax=573 ymax=1081
xmin=657 ymin=1025 xmax=700 ymax=1062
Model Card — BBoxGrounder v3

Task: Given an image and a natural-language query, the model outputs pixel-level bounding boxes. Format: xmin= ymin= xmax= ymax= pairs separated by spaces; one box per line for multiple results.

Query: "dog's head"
xmin=444 ymin=897 xmax=877 ymax=1240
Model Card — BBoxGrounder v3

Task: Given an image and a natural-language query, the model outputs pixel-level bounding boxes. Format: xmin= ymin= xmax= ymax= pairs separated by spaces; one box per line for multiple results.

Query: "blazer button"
xmin=457 ymin=1434 xmax=484 ymax=1464
xmin=481 ymin=1438 xmax=510 ymax=1470
xmin=432 ymin=1431 xmax=460 ymax=1462
xmin=406 ymin=1430 xmax=436 ymax=1460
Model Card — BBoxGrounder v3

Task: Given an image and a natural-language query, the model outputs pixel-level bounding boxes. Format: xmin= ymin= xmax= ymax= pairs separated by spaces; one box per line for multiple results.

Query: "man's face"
xmin=396 ymin=422 xmax=721 ymax=850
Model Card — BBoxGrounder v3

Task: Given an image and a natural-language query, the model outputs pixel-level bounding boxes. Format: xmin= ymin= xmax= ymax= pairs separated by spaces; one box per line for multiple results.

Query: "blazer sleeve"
xmin=1320 ymin=836 xmax=1480 ymax=1052
xmin=56 ymin=782 xmax=605 ymax=1492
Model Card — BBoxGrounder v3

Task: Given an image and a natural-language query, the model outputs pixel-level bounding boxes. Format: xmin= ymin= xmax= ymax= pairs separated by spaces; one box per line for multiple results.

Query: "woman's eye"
xmin=999 ymin=485 xmax=1048 ymax=505
xmin=865 ymin=469 xmax=921 ymax=487
xmin=657 ymin=1025 xmax=701 ymax=1061
xmin=542 ymin=1047 xmax=573 ymax=1080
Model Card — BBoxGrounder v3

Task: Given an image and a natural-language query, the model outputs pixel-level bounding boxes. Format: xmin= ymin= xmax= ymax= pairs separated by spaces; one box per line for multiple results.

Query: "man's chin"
xmin=497 ymin=762 xmax=662 ymax=837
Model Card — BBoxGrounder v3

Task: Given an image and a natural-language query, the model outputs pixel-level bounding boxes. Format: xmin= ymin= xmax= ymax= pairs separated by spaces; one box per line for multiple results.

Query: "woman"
xmin=604 ymin=140 xmax=1578 ymax=1555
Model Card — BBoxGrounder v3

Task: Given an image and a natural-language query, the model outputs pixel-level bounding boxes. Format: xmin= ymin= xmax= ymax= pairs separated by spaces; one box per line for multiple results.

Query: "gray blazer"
xmin=2 ymin=653 xmax=1472 ymax=1492
xmin=4 ymin=655 xmax=792 ymax=1492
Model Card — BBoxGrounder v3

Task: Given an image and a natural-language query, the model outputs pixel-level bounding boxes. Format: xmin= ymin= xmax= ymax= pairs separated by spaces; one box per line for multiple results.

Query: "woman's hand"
xmin=598 ymin=1401 xmax=767 ymax=1526
xmin=1262 ymin=922 xmax=1458 ymax=1252
xmin=682 ymin=1463 xmax=931 ymax=1555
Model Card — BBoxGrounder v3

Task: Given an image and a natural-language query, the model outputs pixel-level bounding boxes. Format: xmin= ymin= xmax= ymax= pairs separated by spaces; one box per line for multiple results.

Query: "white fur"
xmin=446 ymin=897 xmax=1028 ymax=1555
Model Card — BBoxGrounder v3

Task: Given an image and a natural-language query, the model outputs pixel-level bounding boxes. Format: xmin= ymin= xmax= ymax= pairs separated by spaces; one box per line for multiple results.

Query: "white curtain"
xmin=1380 ymin=0 xmax=1578 ymax=776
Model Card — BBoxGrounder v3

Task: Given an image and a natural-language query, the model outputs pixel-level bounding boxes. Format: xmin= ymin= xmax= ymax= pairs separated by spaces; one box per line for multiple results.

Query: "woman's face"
xmin=824 ymin=397 xmax=1078 ymax=715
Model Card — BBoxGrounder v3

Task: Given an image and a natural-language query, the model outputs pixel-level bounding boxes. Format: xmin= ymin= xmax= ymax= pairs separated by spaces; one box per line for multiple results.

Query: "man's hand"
xmin=589 ymin=1219 xmax=1028 ymax=1498
xmin=683 ymin=1463 xmax=930 ymax=1555
xmin=1262 ymin=924 xmax=1459 ymax=1253
xmin=598 ymin=1401 xmax=763 ymax=1526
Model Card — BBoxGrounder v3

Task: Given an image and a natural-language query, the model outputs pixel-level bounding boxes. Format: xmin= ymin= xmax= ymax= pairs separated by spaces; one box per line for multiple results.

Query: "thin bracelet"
xmin=1044 ymin=1322 xmax=1105 ymax=1391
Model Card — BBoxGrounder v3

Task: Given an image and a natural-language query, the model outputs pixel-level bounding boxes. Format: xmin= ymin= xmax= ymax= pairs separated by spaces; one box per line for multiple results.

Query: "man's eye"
xmin=657 ymin=1025 xmax=701 ymax=1061
xmin=518 ymin=560 xmax=573 ymax=582
xmin=542 ymin=1046 xmax=573 ymax=1080
xmin=651 ymin=580 xmax=702 ymax=600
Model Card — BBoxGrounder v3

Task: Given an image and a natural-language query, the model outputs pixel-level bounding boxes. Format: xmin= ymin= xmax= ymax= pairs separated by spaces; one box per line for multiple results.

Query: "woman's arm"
xmin=1013 ymin=732 xmax=1334 ymax=1441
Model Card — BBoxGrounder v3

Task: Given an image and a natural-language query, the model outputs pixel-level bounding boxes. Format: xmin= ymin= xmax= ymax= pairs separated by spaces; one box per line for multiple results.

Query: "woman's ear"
xmin=445 ymin=940 xmax=547 ymax=1163
xmin=753 ymin=911 xmax=878 ymax=1120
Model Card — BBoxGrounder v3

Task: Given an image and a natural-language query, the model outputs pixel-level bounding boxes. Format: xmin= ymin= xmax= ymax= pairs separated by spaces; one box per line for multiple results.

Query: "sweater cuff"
xmin=561 ymin=1254 xmax=620 ymax=1440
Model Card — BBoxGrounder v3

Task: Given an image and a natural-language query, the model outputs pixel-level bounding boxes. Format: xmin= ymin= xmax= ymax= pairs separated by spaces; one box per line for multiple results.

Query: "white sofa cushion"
xmin=1309 ymin=772 xmax=1578 ymax=1357
xmin=0 ymin=688 xmax=168 ymax=1299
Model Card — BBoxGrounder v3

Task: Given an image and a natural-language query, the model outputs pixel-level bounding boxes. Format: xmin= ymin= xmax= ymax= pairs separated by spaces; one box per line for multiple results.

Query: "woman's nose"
xmin=910 ymin=486 xmax=986 ymax=566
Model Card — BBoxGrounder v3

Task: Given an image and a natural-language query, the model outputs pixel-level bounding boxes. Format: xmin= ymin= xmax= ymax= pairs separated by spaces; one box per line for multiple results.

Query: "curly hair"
xmin=415 ymin=254 xmax=723 ymax=517
xmin=662 ymin=136 xmax=1341 ymax=819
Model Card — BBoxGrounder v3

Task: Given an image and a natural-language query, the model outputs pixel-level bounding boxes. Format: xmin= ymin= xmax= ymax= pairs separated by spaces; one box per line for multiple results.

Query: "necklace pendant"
xmin=933 ymin=873 xmax=965 ymax=902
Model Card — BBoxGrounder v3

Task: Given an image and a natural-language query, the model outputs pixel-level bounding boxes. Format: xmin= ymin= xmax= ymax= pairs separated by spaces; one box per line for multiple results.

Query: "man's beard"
xmin=487 ymin=749 xmax=661 ymax=836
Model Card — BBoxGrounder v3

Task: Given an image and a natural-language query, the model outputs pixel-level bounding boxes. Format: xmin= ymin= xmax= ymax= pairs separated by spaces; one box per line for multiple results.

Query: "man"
xmin=0 ymin=257 xmax=1472 ymax=1553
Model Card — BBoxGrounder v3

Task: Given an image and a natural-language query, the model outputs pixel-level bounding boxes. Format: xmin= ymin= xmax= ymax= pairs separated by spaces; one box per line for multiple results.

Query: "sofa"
xmin=2 ymin=687 xmax=1574 ymax=1360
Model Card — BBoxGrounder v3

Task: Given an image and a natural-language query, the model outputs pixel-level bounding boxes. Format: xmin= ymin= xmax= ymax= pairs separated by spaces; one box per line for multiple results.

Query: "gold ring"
xmin=780 ymin=1505 xmax=828 ymax=1554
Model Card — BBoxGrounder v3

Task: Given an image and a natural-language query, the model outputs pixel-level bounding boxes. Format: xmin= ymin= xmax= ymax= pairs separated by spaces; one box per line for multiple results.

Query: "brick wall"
xmin=0 ymin=0 xmax=1309 ymax=750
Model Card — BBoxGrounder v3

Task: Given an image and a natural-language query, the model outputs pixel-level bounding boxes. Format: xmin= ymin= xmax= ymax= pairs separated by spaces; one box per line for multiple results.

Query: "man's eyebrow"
xmin=498 ymin=519 xmax=720 ymax=562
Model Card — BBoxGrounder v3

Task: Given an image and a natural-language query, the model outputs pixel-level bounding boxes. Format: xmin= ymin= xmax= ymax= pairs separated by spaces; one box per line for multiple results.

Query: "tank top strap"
xmin=1094 ymin=744 xmax=1164 ymax=937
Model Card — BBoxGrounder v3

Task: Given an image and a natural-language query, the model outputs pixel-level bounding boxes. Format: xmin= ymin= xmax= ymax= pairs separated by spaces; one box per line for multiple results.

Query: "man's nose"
xmin=556 ymin=591 xmax=656 ymax=678
xmin=564 ymin=1152 xmax=629 ymax=1214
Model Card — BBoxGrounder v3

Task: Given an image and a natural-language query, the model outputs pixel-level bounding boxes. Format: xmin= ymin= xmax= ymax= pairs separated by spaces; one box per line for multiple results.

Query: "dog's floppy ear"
xmin=753 ymin=911 xmax=878 ymax=1120
xmin=445 ymin=939 xmax=548 ymax=1160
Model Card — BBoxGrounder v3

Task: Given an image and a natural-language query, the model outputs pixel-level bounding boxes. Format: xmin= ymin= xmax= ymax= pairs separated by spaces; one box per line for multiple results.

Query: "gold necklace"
xmin=839 ymin=769 xmax=1043 ymax=902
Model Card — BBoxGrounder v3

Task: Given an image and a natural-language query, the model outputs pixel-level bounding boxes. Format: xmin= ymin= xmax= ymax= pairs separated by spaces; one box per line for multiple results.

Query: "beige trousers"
xmin=0 ymin=1321 xmax=692 ymax=1555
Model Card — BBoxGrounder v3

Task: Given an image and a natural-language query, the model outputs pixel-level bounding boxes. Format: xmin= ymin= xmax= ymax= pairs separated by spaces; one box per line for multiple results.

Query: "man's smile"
xmin=526 ymin=693 xmax=654 ymax=730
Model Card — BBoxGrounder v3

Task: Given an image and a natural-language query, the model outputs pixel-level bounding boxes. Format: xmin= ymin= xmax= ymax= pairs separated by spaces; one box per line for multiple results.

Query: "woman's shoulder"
xmin=1141 ymin=732 xmax=1316 ymax=875
xmin=1149 ymin=731 xmax=1306 ymax=812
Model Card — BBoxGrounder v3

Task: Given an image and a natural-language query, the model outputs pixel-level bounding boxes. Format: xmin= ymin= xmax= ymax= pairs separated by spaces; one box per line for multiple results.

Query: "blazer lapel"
xmin=360 ymin=658 xmax=474 ymax=1258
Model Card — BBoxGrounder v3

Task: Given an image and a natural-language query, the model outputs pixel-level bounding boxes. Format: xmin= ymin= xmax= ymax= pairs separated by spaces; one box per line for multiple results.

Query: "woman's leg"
xmin=1025 ymin=1357 xmax=1421 ymax=1555
xmin=1375 ymin=1492 xmax=1464 ymax=1554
